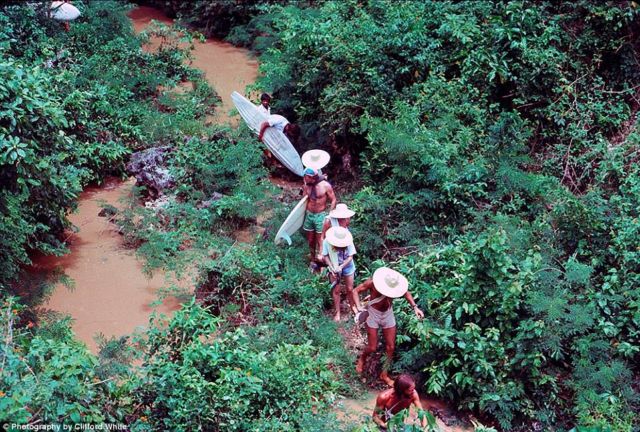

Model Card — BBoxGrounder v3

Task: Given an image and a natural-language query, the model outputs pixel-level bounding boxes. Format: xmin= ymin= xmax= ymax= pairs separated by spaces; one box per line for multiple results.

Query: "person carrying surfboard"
xmin=372 ymin=374 xmax=427 ymax=430
xmin=351 ymin=267 xmax=424 ymax=386
xmin=323 ymin=226 xmax=357 ymax=322
xmin=321 ymin=203 xmax=355 ymax=240
xmin=257 ymin=93 xmax=271 ymax=116
xmin=302 ymin=167 xmax=336 ymax=267
xmin=258 ymin=114 xmax=300 ymax=145
xmin=302 ymin=149 xmax=330 ymax=182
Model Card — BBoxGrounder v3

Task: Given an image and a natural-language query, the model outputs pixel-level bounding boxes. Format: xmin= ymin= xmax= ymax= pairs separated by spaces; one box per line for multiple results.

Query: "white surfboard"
xmin=50 ymin=2 xmax=80 ymax=21
xmin=231 ymin=91 xmax=304 ymax=177
xmin=231 ymin=91 xmax=267 ymax=133
xmin=274 ymin=196 xmax=308 ymax=245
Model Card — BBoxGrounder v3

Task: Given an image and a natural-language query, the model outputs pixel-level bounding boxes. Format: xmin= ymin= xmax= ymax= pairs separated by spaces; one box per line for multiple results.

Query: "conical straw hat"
xmin=302 ymin=149 xmax=330 ymax=170
xmin=372 ymin=267 xmax=408 ymax=298
xmin=329 ymin=203 xmax=355 ymax=219
xmin=325 ymin=226 xmax=353 ymax=248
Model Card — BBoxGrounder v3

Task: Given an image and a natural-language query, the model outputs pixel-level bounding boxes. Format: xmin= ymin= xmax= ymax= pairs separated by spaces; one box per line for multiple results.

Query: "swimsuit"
xmin=303 ymin=211 xmax=326 ymax=233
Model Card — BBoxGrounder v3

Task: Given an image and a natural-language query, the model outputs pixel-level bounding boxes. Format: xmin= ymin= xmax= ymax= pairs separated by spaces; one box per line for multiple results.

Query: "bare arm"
xmin=351 ymin=279 xmax=373 ymax=311
xmin=326 ymin=184 xmax=337 ymax=210
xmin=404 ymin=291 xmax=424 ymax=319
xmin=258 ymin=121 xmax=270 ymax=142
xmin=323 ymin=254 xmax=334 ymax=271
xmin=372 ymin=394 xmax=388 ymax=429
xmin=412 ymin=391 xmax=427 ymax=427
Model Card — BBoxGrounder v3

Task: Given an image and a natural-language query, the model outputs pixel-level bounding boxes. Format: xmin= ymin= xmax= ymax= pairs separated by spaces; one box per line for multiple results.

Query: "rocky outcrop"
xmin=126 ymin=146 xmax=175 ymax=197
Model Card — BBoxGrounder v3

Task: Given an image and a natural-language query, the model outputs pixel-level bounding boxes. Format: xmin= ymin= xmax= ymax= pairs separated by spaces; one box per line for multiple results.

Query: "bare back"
xmin=376 ymin=389 xmax=415 ymax=414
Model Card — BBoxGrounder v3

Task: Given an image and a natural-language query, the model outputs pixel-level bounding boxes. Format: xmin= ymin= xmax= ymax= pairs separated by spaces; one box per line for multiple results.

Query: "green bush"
xmin=0 ymin=297 xmax=129 ymax=424
xmin=131 ymin=301 xmax=344 ymax=431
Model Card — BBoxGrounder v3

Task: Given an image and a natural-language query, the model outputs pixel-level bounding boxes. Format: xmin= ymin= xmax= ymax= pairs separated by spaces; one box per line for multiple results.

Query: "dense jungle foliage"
xmin=1 ymin=0 xmax=639 ymax=431
xmin=1 ymin=2 xmax=356 ymax=431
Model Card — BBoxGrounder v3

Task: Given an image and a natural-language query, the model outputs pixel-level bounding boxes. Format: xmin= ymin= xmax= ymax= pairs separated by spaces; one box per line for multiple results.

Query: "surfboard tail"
xmin=275 ymin=233 xmax=293 ymax=246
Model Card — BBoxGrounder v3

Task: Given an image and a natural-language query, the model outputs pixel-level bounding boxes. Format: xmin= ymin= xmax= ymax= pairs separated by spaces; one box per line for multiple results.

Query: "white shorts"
xmin=366 ymin=306 xmax=396 ymax=329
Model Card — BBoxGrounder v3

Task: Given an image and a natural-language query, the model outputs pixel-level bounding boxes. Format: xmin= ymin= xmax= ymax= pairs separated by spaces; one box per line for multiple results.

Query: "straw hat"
xmin=325 ymin=226 xmax=353 ymax=248
xmin=372 ymin=267 xmax=408 ymax=298
xmin=302 ymin=149 xmax=330 ymax=170
xmin=329 ymin=203 xmax=355 ymax=219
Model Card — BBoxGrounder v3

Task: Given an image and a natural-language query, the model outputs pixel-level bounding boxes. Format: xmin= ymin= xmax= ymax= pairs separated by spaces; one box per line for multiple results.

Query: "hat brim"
xmin=372 ymin=267 xmax=408 ymax=298
xmin=327 ymin=237 xmax=353 ymax=248
xmin=326 ymin=230 xmax=353 ymax=248
xmin=302 ymin=150 xmax=330 ymax=170
xmin=329 ymin=209 xmax=355 ymax=219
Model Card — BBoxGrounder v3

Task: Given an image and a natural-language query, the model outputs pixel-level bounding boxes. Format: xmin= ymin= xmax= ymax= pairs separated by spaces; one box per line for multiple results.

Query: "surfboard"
xmin=231 ymin=91 xmax=305 ymax=177
xmin=50 ymin=2 xmax=81 ymax=21
xmin=231 ymin=91 xmax=267 ymax=133
xmin=274 ymin=196 xmax=308 ymax=245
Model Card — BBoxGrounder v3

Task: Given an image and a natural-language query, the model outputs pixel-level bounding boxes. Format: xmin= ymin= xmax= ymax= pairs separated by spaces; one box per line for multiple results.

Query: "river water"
xmin=27 ymin=6 xmax=259 ymax=354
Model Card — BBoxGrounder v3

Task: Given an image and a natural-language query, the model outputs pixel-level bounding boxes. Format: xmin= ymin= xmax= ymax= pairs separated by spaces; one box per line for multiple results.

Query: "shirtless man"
xmin=372 ymin=374 xmax=427 ymax=430
xmin=352 ymin=267 xmax=424 ymax=385
xmin=303 ymin=167 xmax=336 ymax=266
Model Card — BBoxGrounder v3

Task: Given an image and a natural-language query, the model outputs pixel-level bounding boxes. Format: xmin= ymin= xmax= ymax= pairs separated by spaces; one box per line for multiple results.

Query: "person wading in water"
xmin=372 ymin=374 xmax=427 ymax=430
xmin=303 ymin=167 xmax=336 ymax=269
xmin=352 ymin=267 xmax=424 ymax=385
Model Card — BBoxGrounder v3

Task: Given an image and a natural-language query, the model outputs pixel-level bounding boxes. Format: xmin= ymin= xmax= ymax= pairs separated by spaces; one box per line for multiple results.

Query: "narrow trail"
xmin=28 ymin=6 xmax=473 ymax=429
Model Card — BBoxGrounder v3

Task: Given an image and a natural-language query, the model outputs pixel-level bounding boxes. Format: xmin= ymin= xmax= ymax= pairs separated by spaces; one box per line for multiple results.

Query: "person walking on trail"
xmin=352 ymin=267 xmax=424 ymax=386
xmin=323 ymin=226 xmax=357 ymax=322
xmin=372 ymin=374 xmax=427 ymax=430
xmin=321 ymin=202 xmax=355 ymax=240
xmin=303 ymin=167 xmax=336 ymax=267
xmin=258 ymin=114 xmax=300 ymax=145
xmin=257 ymin=93 xmax=271 ymax=116
xmin=302 ymin=149 xmax=330 ymax=180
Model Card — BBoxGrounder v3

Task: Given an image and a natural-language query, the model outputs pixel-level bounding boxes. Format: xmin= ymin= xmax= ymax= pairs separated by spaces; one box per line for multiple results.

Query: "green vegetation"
xmin=242 ymin=1 xmax=640 ymax=429
xmin=1 ymin=0 xmax=639 ymax=431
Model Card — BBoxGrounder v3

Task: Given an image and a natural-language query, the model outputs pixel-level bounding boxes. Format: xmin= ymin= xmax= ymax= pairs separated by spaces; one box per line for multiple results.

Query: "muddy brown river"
xmin=28 ymin=7 xmax=259 ymax=353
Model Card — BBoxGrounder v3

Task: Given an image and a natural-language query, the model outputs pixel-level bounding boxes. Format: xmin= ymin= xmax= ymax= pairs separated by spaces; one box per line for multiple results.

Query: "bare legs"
xmin=356 ymin=324 xmax=396 ymax=386
xmin=331 ymin=274 xmax=341 ymax=322
xmin=380 ymin=326 xmax=396 ymax=386
xmin=330 ymin=273 xmax=354 ymax=322
xmin=305 ymin=230 xmax=317 ymax=263
xmin=356 ymin=325 xmax=378 ymax=374
xmin=315 ymin=233 xmax=324 ymax=262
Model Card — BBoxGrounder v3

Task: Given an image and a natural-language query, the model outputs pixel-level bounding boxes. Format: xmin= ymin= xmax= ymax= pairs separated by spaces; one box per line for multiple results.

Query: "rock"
xmin=98 ymin=205 xmax=118 ymax=218
xmin=199 ymin=192 xmax=225 ymax=208
xmin=126 ymin=146 xmax=175 ymax=197
xmin=144 ymin=195 xmax=172 ymax=211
